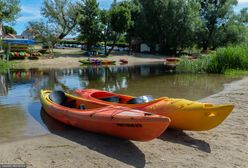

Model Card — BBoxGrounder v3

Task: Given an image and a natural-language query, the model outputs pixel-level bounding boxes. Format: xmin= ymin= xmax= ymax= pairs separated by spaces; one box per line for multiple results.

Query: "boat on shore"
xmin=40 ymin=90 xmax=170 ymax=141
xmin=119 ymin=59 xmax=128 ymax=64
xmin=79 ymin=59 xmax=116 ymax=65
xmin=75 ymin=89 xmax=234 ymax=131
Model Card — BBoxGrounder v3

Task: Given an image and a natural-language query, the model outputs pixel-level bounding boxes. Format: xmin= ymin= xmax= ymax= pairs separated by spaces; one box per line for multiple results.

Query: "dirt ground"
xmin=11 ymin=48 xmax=166 ymax=69
xmin=0 ymin=73 xmax=247 ymax=167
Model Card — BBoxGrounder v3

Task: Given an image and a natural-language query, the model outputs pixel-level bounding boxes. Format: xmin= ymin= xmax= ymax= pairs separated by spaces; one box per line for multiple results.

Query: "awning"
xmin=2 ymin=38 xmax=35 ymax=45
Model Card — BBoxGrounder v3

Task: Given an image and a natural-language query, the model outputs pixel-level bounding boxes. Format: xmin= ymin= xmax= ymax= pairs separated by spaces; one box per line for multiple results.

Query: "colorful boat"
xmin=79 ymin=59 xmax=116 ymax=65
xmin=165 ymin=57 xmax=181 ymax=65
xmin=75 ymin=89 xmax=234 ymax=131
xmin=165 ymin=57 xmax=181 ymax=62
xmin=119 ymin=59 xmax=128 ymax=64
xmin=40 ymin=90 xmax=170 ymax=141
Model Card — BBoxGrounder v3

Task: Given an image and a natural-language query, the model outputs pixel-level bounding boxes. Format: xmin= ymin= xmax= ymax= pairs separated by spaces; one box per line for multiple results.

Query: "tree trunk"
xmin=87 ymin=41 xmax=92 ymax=51
xmin=202 ymin=24 xmax=215 ymax=52
xmin=128 ymin=38 xmax=132 ymax=55
xmin=149 ymin=44 xmax=156 ymax=54
xmin=106 ymin=34 xmax=118 ymax=56
xmin=104 ymin=40 xmax=107 ymax=56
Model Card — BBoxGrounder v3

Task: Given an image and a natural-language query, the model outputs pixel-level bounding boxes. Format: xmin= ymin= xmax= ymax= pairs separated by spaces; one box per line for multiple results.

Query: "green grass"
xmin=206 ymin=44 xmax=248 ymax=73
xmin=224 ymin=69 xmax=248 ymax=77
xmin=0 ymin=60 xmax=12 ymax=72
xmin=176 ymin=56 xmax=211 ymax=73
xmin=177 ymin=44 xmax=248 ymax=74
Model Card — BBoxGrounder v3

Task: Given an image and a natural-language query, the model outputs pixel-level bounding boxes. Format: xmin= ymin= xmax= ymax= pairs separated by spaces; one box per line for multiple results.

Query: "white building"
xmin=21 ymin=28 xmax=35 ymax=40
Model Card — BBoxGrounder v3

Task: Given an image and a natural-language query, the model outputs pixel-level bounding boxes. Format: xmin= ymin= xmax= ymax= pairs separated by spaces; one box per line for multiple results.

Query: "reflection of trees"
xmin=79 ymin=64 xmax=170 ymax=92
xmin=0 ymin=65 xmax=239 ymax=102
xmin=116 ymin=73 xmax=238 ymax=100
xmin=1 ymin=64 xmax=173 ymax=98
xmin=82 ymin=66 xmax=129 ymax=92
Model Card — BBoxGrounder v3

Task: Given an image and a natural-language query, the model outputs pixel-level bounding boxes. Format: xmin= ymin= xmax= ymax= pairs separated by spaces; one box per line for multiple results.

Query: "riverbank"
xmin=0 ymin=75 xmax=247 ymax=167
xmin=11 ymin=49 xmax=165 ymax=69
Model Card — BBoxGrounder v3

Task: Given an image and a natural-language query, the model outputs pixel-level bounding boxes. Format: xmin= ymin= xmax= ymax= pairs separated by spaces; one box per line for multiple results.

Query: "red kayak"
xmin=119 ymin=59 xmax=128 ymax=64
xmin=40 ymin=90 xmax=171 ymax=141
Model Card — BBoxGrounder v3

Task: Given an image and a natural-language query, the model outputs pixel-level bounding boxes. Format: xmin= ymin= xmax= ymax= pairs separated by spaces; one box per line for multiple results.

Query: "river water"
xmin=0 ymin=64 xmax=239 ymax=142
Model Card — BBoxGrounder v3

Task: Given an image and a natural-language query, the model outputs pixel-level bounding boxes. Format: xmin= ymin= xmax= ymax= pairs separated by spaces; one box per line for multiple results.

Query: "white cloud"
xmin=17 ymin=5 xmax=42 ymax=22
xmin=238 ymin=0 xmax=248 ymax=3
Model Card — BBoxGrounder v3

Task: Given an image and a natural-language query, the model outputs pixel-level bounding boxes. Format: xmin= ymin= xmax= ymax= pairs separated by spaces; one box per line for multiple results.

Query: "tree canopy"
xmin=25 ymin=0 xmax=248 ymax=54
xmin=0 ymin=0 xmax=21 ymax=23
xmin=197 ymin=0 xmax=238 ymax=51
xmin=3 ymin=25 xmax=17 ymax=34
xmin=77 ymin=0 xmax=102 ymax=51
xmin=41 ymin=0 xmax=79 ymax=40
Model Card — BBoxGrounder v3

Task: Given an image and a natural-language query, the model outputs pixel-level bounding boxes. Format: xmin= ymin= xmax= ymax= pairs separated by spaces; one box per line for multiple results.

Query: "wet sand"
xmin=0 ymin=75 xmax=247 ymax=167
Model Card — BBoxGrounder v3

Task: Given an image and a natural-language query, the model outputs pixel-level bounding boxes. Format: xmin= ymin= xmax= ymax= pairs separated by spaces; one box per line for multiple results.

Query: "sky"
xmin=6 ymin=0 xmax=248 ymax=35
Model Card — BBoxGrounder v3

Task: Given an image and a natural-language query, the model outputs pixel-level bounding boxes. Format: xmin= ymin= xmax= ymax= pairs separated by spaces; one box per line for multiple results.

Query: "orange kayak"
xmin=40 ymin=90 xmax=170 ymax=141
xmin=165 ymin=57 xmax=181 ymax=62
xmin=75 ymin=89 xmax=234 ymax=131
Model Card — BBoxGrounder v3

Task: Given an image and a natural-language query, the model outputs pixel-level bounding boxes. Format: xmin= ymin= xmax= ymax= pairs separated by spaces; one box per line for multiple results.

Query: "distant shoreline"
xmin=11 ymin=49 xmax=166 ymax=69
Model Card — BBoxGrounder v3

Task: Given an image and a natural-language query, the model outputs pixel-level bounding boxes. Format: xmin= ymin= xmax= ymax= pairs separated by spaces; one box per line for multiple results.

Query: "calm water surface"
xmin=0 ymin=64 xmax=239 ymax=142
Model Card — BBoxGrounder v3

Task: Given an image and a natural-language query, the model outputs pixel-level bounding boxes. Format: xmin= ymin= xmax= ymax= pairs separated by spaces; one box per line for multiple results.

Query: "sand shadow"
xmin=33 ymin=108 xmax=145 ymax=168
xmin=159 ymin=129 xmax=211 ymax=153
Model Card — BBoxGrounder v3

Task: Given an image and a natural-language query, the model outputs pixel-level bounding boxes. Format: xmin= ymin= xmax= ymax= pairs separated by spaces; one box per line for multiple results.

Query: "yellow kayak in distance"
xmin=75 ymin=89 xmax=234 ymax=131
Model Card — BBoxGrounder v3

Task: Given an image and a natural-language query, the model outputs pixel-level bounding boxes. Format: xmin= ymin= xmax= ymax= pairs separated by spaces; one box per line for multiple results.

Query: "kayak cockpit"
xmin=91 ymin=91 xmax=154 ymax=104
xmin=48 ymin=90 xmax=107 ymax=110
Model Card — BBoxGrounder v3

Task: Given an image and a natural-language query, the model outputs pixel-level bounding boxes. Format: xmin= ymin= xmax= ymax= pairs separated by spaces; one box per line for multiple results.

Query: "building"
xmin=21 ymin=28 xmax=35 ymax=40
xmin=131 ymin=39 xmax=159 ymax=53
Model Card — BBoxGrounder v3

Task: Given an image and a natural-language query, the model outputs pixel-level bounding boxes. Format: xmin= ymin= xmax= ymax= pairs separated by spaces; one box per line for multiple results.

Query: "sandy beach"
xmin=12 ymin=49 xmax=166 ymax=69
xmin=0 ymin=69 xmax=247 ymax=167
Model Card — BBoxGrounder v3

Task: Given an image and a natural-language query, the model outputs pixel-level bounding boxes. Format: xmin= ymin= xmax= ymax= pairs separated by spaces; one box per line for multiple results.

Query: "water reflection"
xmin=0 ymin=64 xmax=240 ymax=142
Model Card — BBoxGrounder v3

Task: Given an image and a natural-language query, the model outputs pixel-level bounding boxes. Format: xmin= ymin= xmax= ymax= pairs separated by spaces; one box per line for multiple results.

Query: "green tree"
xmin=0 ymin=0 xmax=20 ymax=51
xmin=106 ymin=2 xmax=132 ymax=55
xmin=28 ymin=21 xmax=58 ymax=57
xmin=77 ymin=0 xmax=102 ymax=51
xmin=0 ymin=0 xmax=21 ymax=23
xmin=237 ymin=8 xmax=248 ymax=24
xmin=135 ymin=0 xmax=200 ymax=54
xmin=3 ymin=25 xmax=17 ymax=34
xmin=211 ymin=13 xmax=248 ymax=49
xmin=99 ymin=9 xmax=111 ymax=54
xmin=197 ymin=0 xmax=238 ymax=51
xmin=41 ymin=0 xmax=79 ymax=40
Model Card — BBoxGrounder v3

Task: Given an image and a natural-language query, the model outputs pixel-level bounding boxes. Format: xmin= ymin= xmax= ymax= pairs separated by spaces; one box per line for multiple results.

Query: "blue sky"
xmin=6 ymin=0 xmax=248 ymax=35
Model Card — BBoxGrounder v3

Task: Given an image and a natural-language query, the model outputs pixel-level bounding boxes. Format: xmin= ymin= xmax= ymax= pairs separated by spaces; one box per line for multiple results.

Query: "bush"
xmin=176 ymin=44 xmax=248 ymax=74
xmin=0 ymin=60 xmax=11 ymax=72
xmin=176 ymin=56 xmax=211 ymax=73
xmin=207 ymin=44 xmax=248 ymax=73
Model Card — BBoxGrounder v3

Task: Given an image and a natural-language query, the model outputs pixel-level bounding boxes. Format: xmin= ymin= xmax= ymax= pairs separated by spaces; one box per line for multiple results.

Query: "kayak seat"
xmin=126 ymin=97 xmax=144 ymax=104
xmin=126 ymin=95 xmax=154 ymax=104
xmin=49 ymin=90 xmax=76 ymax=108
xmin=99 ymin=96 xmax=120 ymax=103
xmin=49 ymin=91 xmax=66 ymax=105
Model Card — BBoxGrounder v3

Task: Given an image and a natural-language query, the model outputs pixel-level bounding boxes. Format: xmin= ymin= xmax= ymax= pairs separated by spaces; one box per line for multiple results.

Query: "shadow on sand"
xmin=159 ymin=129 xmax=211 ymax=153
xmin=35 ymin=108 xmax=145 ymax=168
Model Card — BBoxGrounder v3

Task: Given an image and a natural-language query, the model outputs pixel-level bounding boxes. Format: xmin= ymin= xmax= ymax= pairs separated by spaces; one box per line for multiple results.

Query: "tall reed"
xmin=207 ymin=44 xmax=248 ymax=73
xmin=177 ymin=44 xmax=248 ymax=74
